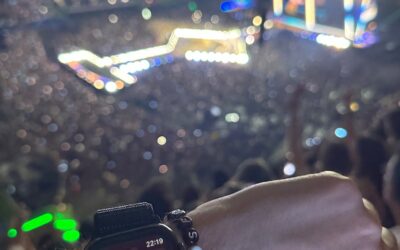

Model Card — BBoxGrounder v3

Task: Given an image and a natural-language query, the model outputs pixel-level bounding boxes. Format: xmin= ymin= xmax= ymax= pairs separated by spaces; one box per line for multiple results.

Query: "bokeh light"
xmin=225 ymin=113 xmax=240 ymax=123
xmin=7 ymin=229 xmax=18 ymax=238
xmin=334 ymin=128 xmax=348 ymax=139
xmin=62 ymin=230 xmax=80 ymax=243
xmin=283 ymin=162 xmax=296 ymax=176
xmin=252 ymin=16 xmax=263 ymax=26
xmin=159 ymin=165 xmax=169 ymax=174
xmin=157 ymin=136 xmax=167 ymax=146
xmin=22 ymin=213 xmax=53 ymax=232
xmin=142 ymin=8 xmax=152 ymax=20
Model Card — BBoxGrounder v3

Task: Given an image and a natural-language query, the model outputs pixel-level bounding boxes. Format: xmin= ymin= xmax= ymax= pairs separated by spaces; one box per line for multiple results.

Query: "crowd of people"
xmin=1 ymin=0 xmax=400 ymax=249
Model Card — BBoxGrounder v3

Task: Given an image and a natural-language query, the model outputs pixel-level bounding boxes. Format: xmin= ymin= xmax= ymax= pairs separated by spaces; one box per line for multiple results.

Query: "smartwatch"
xmin=85 ymin=203 xmax=198 ymax=250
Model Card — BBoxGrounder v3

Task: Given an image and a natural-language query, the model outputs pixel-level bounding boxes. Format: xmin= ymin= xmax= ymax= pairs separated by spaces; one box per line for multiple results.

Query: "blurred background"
xmin=1 ymin=0 xmax=400 ymax=249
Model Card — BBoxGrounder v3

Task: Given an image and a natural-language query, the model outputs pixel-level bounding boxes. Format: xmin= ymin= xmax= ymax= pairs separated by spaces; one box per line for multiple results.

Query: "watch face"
xmin=87 ymin=224 xmax=181 ymax=250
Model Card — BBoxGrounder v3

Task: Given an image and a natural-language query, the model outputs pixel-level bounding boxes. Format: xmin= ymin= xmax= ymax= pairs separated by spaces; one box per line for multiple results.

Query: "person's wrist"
xmin=188 ymin=195 xmax=232 ymax=249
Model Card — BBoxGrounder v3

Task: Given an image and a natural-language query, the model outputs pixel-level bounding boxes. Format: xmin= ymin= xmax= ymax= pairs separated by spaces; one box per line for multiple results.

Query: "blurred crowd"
xmin=1 ymin=0 xmax=400 ymax=249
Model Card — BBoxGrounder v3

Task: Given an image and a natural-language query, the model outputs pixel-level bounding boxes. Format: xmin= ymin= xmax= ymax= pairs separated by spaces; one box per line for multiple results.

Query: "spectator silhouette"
xmin=317 ymin=141 xmax=352 ymax=176
xmin=138 ymin=179 xmax=174 ymax=218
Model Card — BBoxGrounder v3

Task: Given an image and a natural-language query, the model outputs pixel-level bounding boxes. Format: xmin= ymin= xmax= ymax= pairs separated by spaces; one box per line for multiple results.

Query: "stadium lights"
xmin=57 ymin=28 xmax=249 ymax=93
xmin=58 ymin=50 xmax=106 ymax=68
xmin=58 ymin=28 xmax=245 ymax=66
xmin=272 ymin=0 xmax=378 ymax=48
xmin=273 ymin=0 xmax=283 ymax=16
xmin=315 ymin=34 xmax=352 ymax=49
xmin=305 ymin=0 xmax=316 ymax=30
xmin=109 ymin=67 xmax=137 ymax=84
xmin=185 ymin=51 xmax=249 ymax=65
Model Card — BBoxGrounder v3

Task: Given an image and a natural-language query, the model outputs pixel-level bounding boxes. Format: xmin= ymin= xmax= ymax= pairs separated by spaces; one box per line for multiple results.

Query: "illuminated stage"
xmin=58 ymin=27 xmax=249 ymax=93
xmin=270 ymin=0 xmax=378 ymax=49
xmin=56 ymin=0 xmax=380 ymax=93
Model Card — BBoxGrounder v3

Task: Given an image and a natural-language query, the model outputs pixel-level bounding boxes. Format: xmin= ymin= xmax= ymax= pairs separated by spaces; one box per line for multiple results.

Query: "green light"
xmin=142 ymin=8 xmax=152 ymax=20
xmin=54 ymin=219 xmax=78 ymax=231
xmin=188 ymin=1 xmax=197 ymax=12
xmin=62 ymin=230 xmax=80 ymax=243
xmin=7 ymin=228 xmax=18 ymax=238
xmin=55 ymin=212 xmax=65 ymax=220
xmin=21 ymin=213 xmax=53 ymax=232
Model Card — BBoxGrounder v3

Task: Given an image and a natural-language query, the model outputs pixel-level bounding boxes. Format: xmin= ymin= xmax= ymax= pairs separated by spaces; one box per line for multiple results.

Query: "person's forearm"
xmin=189 ymin=172 xmax=382 ymax=250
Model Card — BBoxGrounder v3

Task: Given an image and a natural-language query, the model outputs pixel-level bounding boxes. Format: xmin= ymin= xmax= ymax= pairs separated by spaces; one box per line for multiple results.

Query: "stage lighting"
xmin=271 ymin=0 xmax=378 ymax=48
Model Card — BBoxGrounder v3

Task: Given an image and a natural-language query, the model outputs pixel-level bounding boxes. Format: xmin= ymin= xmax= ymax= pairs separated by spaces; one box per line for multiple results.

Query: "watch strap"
xmin=165 ymin=210 xmax=199 ymax=247
xmin=93 ymin=203 xmax=160 ymax=238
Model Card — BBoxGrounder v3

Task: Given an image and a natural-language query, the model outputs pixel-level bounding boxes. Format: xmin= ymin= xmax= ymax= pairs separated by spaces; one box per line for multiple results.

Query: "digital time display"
xmin=146 ymin=238 xmax=164 ymax=248
xmin=100 ymin=236 xmax=167 ymax=250
xmin=86 ymin=224 xmax=181 ymax=250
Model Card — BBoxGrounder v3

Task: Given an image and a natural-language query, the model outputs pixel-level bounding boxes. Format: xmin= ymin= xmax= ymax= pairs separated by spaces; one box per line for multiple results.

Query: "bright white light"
xmin=57 ymin=50 xmax=106 ymax=68
xmin=237 ymin=54 xmax=250 ymax=64
xmin=245 ymin=35 xmax=255 ymax=45
xmin=192 ymin=51 xmax=201 ymax=62
xmin=58 ymin=27 xmax=250 ymax=90
xmin=185 ymin=51 xmax=194 ymax=60
xmin=103 ymin=57 xmax=113 ymax=67
xmin=110 ymin=67 xmax=136 ymax=84
xmin=207 ymin=52 xmax=216 ymax=62
xmin=105 ymin=81 xmax=118 ymax=93
xmin=122 ymin=61 xmax=151 ymax=73
xmin=283 ymin=162 xmax=296 ymax=176
xmin=230 ymin=54 xmax=238 ymax=63
xmin=344 ymin=16 xmax=355 ymax=40
xmin=184 ymin=51 xmax=249 ymax=65
xmin=316 ymin=34 xmax=351 ymax=49
xmin=134 ymin=61 xmax=142 ymax=71
xmin=142 ymin=8 xmax=152 ymax=20
xmin=215 ymin=52 xmax=222 ymax=62
xmin=343 ymin=0 xmax=354 ymax=12
xmin=200 ymin=51 xmax=208 ymax=62
xmin=127 ymin=76 xmax=138 ymax=85
xmin=221 ymin=53 xmax=230 ymax=64
xmin=57 ymin=54 xmax=68 ymax=64
xmin=157 ymin=136 xmax=167 ymax=146
xmin=119 ymin=64 xmax=128 ymax=72
xmin=140 ymin=60 xmax=150 ymax=70
xmin=360 ymin=4 xmax=378 ymax=23
xmin=58 ymin=28 xmax=248 ymax=66
xmin=225 ymin=113 xmax=240 ymax=123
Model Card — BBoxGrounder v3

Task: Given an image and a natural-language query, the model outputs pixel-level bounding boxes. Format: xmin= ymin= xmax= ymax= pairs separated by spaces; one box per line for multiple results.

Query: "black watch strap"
xmin=93 ymin=202 xmax=161 ymax=238
xmin=165 ymin=210 xmax=199 ymax=247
